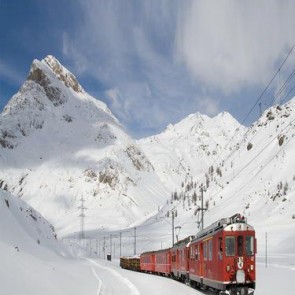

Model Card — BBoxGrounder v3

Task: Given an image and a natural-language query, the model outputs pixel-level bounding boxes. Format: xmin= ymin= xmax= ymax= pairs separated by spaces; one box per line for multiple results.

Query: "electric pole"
xmin=103 ymin=237 xmax=106 ymax=260
xmin=134 ymin=227 xmax=137 ymax=255
xmin=78 ymin=195 xmax=87 ymax=240
xmin=197 ymin=183 xmax=207 ymax=231
xmin=119 ymin=232 xmax=122 ymax=258
xmin=110 ymin=234 xmax=112 ymax=257
xmin=172 ymin=210 xmax=175 ymax=246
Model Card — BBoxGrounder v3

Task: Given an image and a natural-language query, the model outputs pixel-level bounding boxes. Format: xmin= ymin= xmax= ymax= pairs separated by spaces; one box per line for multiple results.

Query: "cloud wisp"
xmin=176 ymin=0 xmax=295 ymax=94
xmin=60 ymin=0 xmax=295 ymax=137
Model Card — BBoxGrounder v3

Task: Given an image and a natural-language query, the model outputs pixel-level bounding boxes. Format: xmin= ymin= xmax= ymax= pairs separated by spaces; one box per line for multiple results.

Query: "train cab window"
xmin=237 ymin=235 xmax=243 ymax=256
xmin=195 ymin=245 xmax=199 ymax=260
xmin=225 ymin=236 xmax=235 ymax=256
xmin=172 ymin=254 xmax=176 ymax=263
xmin=208 ymin=239 xmax=213 ymax=261
xmin=218 ymin=237 xmax=223 ymax=260
xmin=204 ymin=242 xmax=207 ymax=260
xmin=246 ymin=236 xmax=254 ymax=255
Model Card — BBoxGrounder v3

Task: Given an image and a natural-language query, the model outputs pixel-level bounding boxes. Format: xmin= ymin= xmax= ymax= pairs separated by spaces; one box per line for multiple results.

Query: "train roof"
xmin=193 ymin=213 xmax=254 ymax=241
xmin=172 ymin=235 xmax=195 ymax=249
xmin=140 ymin=247 xmax=171 ymax=256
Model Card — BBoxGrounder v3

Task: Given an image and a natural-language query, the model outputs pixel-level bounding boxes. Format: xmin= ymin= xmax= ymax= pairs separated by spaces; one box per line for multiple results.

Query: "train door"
xmin=199 ymin=242 xmax=204 ymax=278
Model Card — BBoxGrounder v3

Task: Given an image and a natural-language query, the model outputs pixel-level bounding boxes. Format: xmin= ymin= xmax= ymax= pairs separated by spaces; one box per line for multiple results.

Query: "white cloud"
xmin=60 ymin=0 xmax=295 ymax=137
xmin=196 ymin=96 xmax=220 ymax=117
xmin=176 ymin=0 xmax=295 ymax=94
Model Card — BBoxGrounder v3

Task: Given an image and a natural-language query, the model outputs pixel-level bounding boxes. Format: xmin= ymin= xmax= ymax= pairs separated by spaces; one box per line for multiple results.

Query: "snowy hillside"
xmin=142 ymin=99 xmax=295 ymax=254
xmin=0 ymin=188 xmax=101 ymax=295
xmin=0 ymin=55 xmax=169 ymax=237
xmin=139 ymin=111 xmax=246 ymax=189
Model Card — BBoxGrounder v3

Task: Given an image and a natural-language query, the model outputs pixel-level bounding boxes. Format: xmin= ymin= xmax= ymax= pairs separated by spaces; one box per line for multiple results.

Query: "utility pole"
xmin=78 ymin=195 xmax=87 ymax=240
xmin=172 ymin=210 xmax=175 ymax=246
xmin=103 ymin=237 xmax=106 ymax=260
xmin=119 ymin=232 xmax=122 ymax=258
xmin=259 ymin=102 xmax=262 ymax=117
xmin=134 ymin=227 xmax=137 ymax=255
xmin=265 ymin=232 xmax=268 ymax=268
xmin=110 ymin=234 xmax=112 ymax=257
xmin=197 ymin=183 xmax=207 ymax=231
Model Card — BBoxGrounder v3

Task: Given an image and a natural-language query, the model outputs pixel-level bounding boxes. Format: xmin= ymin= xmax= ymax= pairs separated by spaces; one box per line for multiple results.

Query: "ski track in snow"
xmin=91 ymin=267 xmax=102 ymax=295
xmin=88 ymin=259 xmax=141 ymax=295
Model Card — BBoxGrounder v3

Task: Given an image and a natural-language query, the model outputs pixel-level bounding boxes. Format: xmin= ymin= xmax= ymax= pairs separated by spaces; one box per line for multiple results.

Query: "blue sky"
xmin=1 ymin=0 xmax=295 ymax=138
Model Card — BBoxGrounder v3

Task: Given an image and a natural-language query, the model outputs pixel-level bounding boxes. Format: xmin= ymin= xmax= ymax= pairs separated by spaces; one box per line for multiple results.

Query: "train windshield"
xmin=225 ymin=236 xmax=235 ymax=256
xmin=246 ymin=236 xmax=254 ymax=255
xmin=237 ymin=235 xmax=243 ymax=256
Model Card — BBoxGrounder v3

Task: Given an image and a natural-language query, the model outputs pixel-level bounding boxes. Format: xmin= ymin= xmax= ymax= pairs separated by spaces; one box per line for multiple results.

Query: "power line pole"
xmin=119 ymin=232 xmax=122 ymax=258
xmin=110 ymin=234 xmax=112 ymax=257
xmin=78 ymin=195 xmax=86 ymax=240
xmin=134 ymin=227 xmax=137 ymax=255
xmin=172 ymin=210 xmax=175 ymax=246
xmin=197 ymin=183 xmax=207 ymax=231
xmin=103 ymin=237 xmax=106 ymax=260
xmin=265 ymin=232 xmax=268 ymax=268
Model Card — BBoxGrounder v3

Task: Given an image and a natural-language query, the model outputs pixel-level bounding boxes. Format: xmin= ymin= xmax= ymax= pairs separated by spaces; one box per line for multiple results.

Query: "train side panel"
xmin=155 ymin=248 xmax=171 ymax=276
xmin=140 ymin=251 xmax=156 ymax=273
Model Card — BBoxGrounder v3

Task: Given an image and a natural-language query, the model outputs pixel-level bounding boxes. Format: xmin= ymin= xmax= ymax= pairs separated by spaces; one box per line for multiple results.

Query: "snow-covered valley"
xmin=0 ymin=55 xmax=294 ymax=294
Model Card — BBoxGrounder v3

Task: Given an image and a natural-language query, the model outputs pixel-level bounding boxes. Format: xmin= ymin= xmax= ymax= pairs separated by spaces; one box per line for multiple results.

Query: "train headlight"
xmin=236 ymin=270 xmax=245 ymax=284
xmin=226 ymin=264 xmax=231 ymax=272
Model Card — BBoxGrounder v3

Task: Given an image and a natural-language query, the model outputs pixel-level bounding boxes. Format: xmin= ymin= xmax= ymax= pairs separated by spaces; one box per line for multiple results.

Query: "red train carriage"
xmin=140 ymin=251 xmax=156 ymax=273
xmin=171 ymin=236 xmax=194 ymax=282
xmin=154 ymin=248 xmax=171 ymax=276
xmin=189 ymin=214 xmax=256 ymax=295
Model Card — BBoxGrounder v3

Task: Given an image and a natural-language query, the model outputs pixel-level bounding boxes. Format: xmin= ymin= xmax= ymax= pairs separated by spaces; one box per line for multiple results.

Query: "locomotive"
xmin=120 ymin=213 xmax=256 ymax=295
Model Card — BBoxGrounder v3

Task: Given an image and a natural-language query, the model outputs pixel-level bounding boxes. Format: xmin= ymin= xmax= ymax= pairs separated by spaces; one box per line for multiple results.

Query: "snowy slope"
xmin=1 ymin=187 xmax=293 ymax=295
xmin=202 ymin=100 xmax=295 ymax=253
xmin=139 ymin=111 xmax=246 ymax=189
xmin=0 ymin=55 xmax=169 ymax=237
xmin=138 ymin=100 xmax=295 ymax=254
xmin=0 ymin=189 xmax=100 ymax=295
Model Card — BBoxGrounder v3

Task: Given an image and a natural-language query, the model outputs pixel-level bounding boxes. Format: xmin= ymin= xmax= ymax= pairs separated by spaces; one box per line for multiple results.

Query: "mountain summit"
xmin=0 ymin=55 xmax=168 ymax=236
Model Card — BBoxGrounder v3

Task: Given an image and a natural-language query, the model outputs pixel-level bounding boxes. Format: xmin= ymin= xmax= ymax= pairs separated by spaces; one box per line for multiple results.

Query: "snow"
xmin=0 ymin=178 xmax=294 ymax=294
xmin=0 ymin=55 xmax=169 ymax=236
xmin=1 ymin=55 xmax=295 ymax=294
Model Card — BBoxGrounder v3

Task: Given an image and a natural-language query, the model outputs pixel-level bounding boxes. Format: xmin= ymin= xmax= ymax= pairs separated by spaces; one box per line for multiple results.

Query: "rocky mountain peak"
xmin=43 ymin=55 xmax=83 ymax=93
xmin=26 ymin=55 xmax=83 ymax=107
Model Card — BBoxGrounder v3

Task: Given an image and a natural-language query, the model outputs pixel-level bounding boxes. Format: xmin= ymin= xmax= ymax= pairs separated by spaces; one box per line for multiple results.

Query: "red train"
xmin=120 ymin=213 xmax=256 ymax=295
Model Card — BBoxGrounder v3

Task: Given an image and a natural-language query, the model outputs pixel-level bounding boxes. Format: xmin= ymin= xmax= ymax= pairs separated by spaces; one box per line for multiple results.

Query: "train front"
xmin=221 ymin=214 xmax=256 ymax=295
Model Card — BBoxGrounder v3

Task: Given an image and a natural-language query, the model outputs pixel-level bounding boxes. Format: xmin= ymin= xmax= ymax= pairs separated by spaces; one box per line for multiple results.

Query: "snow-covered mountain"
xmin=142 ymin=99 xmax=295 ymax=253
xmin=1 ymin=54 xmax=294 ymax=253
xmin=0 ymin=55 xmax=169 ymax=236
xmin=138 ymin=111 xmax=246 ymax=189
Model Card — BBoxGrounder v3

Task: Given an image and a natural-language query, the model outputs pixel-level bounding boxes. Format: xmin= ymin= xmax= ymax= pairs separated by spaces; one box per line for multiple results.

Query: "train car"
xmin=171 ymin=236 xmax=194 ymax=282
xmin=154 ymin=248 xmax=171 ymax=276
xmin=188 ymin=213 xmax=256 ymax=295
xmin=140 ymin=251 xmax=156 ymax=273
xmin=120 ymin=256 xmax=140 ymax=271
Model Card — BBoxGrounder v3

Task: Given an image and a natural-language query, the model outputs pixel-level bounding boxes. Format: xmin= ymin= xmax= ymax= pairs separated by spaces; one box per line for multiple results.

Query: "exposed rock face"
xmin=27 ymin=59 xmax=66 ymax=106
xmin=43 ymin=55 xmax=83 ymax=93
